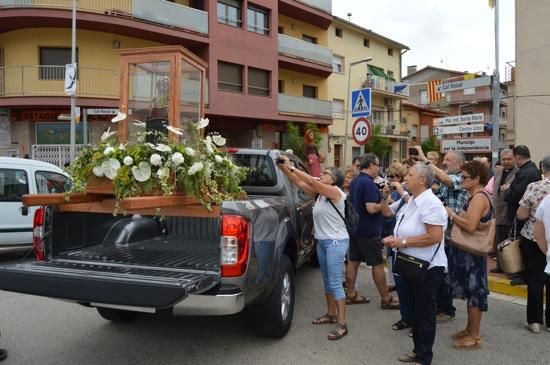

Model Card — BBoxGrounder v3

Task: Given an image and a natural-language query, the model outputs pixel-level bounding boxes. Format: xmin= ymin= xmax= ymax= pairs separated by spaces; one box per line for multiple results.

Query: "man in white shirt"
xmin=534 ymin=194 xmax=550 ymax=332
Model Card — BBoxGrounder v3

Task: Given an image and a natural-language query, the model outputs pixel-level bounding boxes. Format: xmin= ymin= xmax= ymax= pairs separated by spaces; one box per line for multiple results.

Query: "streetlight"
xmin=343 ymin=57 xmax=372 ymax=167
xmin=69 ymin=0 xmax=77 ymax=161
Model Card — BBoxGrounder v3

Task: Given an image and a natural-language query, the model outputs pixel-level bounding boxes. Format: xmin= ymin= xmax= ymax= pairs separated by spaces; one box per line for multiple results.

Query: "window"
xmin=332 ymin=99 xmax=345 ymax=119
xmin=233 ymin=154 xmax=277 ymax=187
xmin=36 ymin=171 xmax=70 ymax=194
xmin=247 ymin=5 xmax=269 ymax=35
xmin=335 ymin=28 xmax=343 ymax=38
xmin=36 ymin=122 xmax=90 ymax=144
xmin=387 ymin=47 xmax=394 ymax=56
xmin=218 ymin=61 xmax=243 ymax=92
xmin=387 ymin=70 xmax=394 ymax=79
xmin=217 ymin=0 xmax=241 ymax=27
xmin=39 ymin=47 xmax=78 ymax=80
xmin=419 ymin=90 xmax=428 ymax=105
xmin=303 ymin=85 xmax=317 ymax=98
xmin=302 ymin=34 xmax=317 ymax=44
xmin=248 ymin=67 xmax=270 ymax=96
xmin=333 ymin=145 xmax=342 ymax=167
xmin=332 ymin=55 xmax=344 ymax=73
xmin=278 ymin=80 xmax=284 ymax=93
xmin=363 ymin=38 xmax=370 ymax=48
xmin=0 ymin=169 xmax=28 ymax=202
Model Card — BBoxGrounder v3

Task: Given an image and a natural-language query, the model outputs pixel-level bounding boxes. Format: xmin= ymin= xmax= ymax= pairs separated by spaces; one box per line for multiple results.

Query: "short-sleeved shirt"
xmin=312 ymin=188 xmax=349 ymax=240
xmin=519 ymin=179 xmax=550 ymax=240
xmin=349 ymin=172 xmax=382 ymax=238
xmin=534 ymin=194 xmax=550 ymax=274
xmin=394 ymin=189 xmax=448 ymax=269
xmin=436 ymin=173 xmax=469 ymax=213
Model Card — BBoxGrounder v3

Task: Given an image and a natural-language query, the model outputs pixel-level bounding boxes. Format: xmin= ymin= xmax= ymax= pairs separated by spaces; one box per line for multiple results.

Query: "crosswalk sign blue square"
xmin=351 ymin=88 xmax=371 ymax=117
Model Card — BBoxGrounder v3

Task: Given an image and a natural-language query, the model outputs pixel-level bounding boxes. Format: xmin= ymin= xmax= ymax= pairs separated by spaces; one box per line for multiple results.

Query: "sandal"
xmin=346 ymin=291 xmax=371 ymax=305
xmin=381 ymin=295 xmax=400 ymax=310
xmin=392 ymin=320 xmax=412 ymax=330
xmin=453 ymin=335 xmax=482 ymax=349
xmin=451 ymin=329 xmax=470 ymax=341
xmin=398 ymin=352 xmax=417 ymax=363
xmin=327 ymin=323 xmax=348 ymax=340
xmin=312 ymin=313 xmax=337 ymax=325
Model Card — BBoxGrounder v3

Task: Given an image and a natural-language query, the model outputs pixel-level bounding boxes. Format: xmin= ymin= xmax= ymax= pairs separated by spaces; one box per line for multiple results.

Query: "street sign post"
xmin=352 ymin=117 xmax=372 ymax=145
xmin=433 ymin=124 xmax=485 ymax=135
xmin=436 ymin=76 xmax=491 ymax=93
xmin=441 ymin=137 xmax=492 ymax=153
xmin=351 ymin=88 xmax=372 ymax=117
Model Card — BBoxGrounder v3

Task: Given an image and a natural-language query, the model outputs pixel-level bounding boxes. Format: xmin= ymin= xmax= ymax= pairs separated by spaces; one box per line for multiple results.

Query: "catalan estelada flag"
xmin=427 ymin=80 xmax=443 ymax=103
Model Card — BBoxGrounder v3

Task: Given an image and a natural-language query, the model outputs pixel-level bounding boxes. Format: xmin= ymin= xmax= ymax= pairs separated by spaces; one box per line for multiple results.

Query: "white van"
xmin=0 ymin=157 xmax=70 ymax=253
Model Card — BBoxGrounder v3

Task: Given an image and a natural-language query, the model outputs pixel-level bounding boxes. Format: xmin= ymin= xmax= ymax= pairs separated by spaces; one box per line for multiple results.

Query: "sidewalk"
xmin=487 ymin=256 xmax=528 ymax=299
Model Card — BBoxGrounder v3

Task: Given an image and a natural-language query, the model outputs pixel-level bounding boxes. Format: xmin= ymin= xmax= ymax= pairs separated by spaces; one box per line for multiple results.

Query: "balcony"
xmin=278 ymin=34 xmax=333 ymax=77
xmin=299 ymin=0 xmax=332 ymax=13
xmin=278 ymin=0 xmax=332 ymax=29
xmin=446 ymin=87 xmax=492 ymax=104
xmin=0 ymin=0 xmax=208 ymax=35
xmin=278 ymin=94 xmax=332 ymax=119
xmin=362 ymin=75 xmax=408 ymax=98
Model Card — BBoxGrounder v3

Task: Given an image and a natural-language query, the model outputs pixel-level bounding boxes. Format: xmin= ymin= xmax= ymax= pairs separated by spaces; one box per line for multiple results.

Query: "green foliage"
xmin=281 ymin=122 xmax=322 ymax=160
xmin=363 ymin=124 xmax=390 ymax=158
xmin=421 ymin=135 xmax=440 ymax=154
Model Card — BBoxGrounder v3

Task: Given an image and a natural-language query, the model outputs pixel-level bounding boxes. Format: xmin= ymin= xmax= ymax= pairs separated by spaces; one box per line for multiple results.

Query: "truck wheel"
xmin=251 ymin=255 xmax=295 ymax=338
xmin=96 ymin=307 xmax=141 ymax=322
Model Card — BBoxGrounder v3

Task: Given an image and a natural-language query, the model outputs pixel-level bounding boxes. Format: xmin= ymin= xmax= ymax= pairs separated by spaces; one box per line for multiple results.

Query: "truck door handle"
xmin=21 ymin=206 xmax=29 ymax=216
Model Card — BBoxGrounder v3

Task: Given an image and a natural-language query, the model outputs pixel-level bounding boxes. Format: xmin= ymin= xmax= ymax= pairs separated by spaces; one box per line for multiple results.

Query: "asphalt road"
xmin=0 ymin=254 xmax=549 ymax=365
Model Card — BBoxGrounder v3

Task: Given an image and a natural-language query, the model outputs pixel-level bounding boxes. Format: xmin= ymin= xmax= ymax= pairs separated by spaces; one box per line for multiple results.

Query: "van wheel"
xmin=96 ymin=307 xmax=141 ymax=322
xmin=250 ymin=255 xmax=295 ymax=338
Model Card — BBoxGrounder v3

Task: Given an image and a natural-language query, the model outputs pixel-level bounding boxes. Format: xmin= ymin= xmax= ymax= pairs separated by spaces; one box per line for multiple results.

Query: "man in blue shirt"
xmin=345 ymin=153 xmax=399 ymax=309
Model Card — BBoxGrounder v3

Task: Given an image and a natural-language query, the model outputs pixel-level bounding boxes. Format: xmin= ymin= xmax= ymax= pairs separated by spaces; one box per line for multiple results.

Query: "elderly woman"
xmin=343 ymin=166 xmax=357 ymax=195
xmin=516 ymin=155 xmax=550 ymax=333
xmin=445 ymin=160 xmax=492 ymax=349
xmin=427 ymin=151 xmax=440 ymax=167
xmin=382 ymin=163 xmax=447 ymax=365
xmin=277 ymin=157 xmax=349 ymax=340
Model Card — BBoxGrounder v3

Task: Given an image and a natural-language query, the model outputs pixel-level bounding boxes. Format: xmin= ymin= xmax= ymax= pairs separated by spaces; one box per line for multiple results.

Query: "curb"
xmin=488 ymin=275 xmax=527 ymax=299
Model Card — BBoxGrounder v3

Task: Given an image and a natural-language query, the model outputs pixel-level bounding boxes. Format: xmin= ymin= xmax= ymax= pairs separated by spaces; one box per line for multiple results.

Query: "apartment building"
xmin=0 ymin=0 xmax=334 ymax=165
xmin=326 ymin=17 xmax=409 ymax=168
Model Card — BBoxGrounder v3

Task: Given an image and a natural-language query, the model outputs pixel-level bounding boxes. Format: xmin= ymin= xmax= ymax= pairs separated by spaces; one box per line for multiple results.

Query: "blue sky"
xmin=332 ymin=0 xmax=515 ymax=78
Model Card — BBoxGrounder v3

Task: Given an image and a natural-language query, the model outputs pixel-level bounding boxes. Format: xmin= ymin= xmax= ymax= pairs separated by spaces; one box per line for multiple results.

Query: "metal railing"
xmin=278 ymin=34 xmax=332 ymax=66
xmin=0 ymin=65 xmax=119 ymax=98
xmin=0 ymin=0 xmax=208 ymax=34
xmin=362 ymin=74 xmax=408 ymax=96
xmin=298 ymin=0 xmax=332 ymax=13
xmin=32 ymin=144 xmax=86 ymax=168
xmin=278 ymin=94 xmax=332 ymax=118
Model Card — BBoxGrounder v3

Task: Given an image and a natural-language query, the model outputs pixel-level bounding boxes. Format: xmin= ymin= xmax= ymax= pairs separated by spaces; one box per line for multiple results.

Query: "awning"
xmin=368 ymin=65 xmax=388 ymax=78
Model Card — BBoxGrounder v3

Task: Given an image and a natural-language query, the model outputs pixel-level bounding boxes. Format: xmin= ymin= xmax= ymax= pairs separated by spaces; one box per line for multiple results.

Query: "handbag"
xmin=497 ymin=221 xmax=524 ymax=274
xmin=450 ymin=192 xmax=495 ymax=256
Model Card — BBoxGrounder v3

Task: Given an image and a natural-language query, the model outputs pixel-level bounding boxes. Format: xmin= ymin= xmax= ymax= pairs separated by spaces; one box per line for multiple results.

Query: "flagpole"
xmin=69 ymin=0 xmax=77 ymax=162
xmin=490 ymin=0 xmax=500 ymax=168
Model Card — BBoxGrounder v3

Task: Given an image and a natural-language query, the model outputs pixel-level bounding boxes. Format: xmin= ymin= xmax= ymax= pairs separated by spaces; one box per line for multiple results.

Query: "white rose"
xmin=103 ymin=146 xmax=115 ymax=155
xmin=184 ymin=147 xmax=195 ymax=156
xmin=150 ymin=153 xmax=163 ymax=166
xmin=212 ymin=135 xmax=227 ymax=147
xmin=171 ymin=152 xmax=184 ymax=166
xmin=188 ymin=162 xmax=204 ymax=176
xmin=92 ymin=166 xmax=104 ymax=177
xmin=123 ymin=156 xmax=134 ymax=166
xmin=214 ymin=155 xmax=223 ymax=163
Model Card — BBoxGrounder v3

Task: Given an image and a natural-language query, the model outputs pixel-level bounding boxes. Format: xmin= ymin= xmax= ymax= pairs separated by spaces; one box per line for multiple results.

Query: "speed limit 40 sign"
xmin=352 ymin=117 xmax=372 ymax=145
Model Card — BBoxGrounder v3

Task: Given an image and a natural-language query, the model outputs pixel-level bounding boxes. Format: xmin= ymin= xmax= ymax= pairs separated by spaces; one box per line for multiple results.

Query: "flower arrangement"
xmin=67 ymin=117 xmax=247 ymax=213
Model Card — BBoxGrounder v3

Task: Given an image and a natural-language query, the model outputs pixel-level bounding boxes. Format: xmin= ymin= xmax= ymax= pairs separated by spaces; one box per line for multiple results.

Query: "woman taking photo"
xmin=445 ymin=160 xmax=491 ymax=349
xmin=382 ymin=163 xmax=447 ymax=365
xmin=277 ymin=156 xmax=349 ymax=341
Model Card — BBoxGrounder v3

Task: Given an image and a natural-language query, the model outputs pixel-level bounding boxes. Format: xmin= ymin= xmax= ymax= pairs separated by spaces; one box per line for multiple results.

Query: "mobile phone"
xmin=408 ymin=147 xmax=419 ymax=156
xmin=276 ymin=157 xmax=285 ymax=164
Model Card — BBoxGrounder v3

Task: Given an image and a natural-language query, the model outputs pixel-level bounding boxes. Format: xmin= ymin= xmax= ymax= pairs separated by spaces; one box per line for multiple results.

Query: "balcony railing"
xmin=32 ymin=144 xmax=86 ymax=168
xmin=0 ymin=0 xmax=208 ymax=35
xmin=298 ymin=0 xmax=332 ymax=13
xmin=278 ymin=34 xmax=332 ymax=66
xmin=362 ymin=75 xmax=409 ymax=97
xmin=0 ymin=65 xmax=119 ymax=98
xmin=278 ymin=94 xmax=332 ymax=118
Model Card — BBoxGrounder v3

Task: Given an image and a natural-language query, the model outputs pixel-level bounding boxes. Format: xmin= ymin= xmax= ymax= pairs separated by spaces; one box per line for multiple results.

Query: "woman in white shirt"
xmin=382 ymin=162 xmax=447 ymax=365
xmin=277 ymin=156 xmax=349 ymax=341
xmin=534 ymin=194 xmax=550 ymax=332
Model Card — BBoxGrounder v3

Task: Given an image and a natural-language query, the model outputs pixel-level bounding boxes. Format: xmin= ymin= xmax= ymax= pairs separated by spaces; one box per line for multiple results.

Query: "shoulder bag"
xmin=497 ymin=220 xmax=524 ymax=273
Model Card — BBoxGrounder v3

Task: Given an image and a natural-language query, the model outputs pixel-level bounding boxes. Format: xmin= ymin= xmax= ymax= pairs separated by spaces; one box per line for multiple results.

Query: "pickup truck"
xmin=0 ymin=149 xmax=315 ymax=338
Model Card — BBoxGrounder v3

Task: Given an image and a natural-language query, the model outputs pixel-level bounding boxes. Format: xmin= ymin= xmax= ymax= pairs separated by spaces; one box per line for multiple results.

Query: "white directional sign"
xmin=436 ymin=76 xmax=491 ymax=93
xmin=433 ymin=124 xmax=485 ymax=135
xmin=441 ymin=137 xmax=492 ymax=153
xmin=434 ymin=113 xmax=485 ymax=126
xmin=87 ymin=108 xmax=119 ymax=115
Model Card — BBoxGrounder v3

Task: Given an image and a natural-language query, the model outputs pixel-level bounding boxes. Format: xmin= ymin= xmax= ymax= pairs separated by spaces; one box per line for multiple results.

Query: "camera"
xmin=376 ymin=181 xmax=386 ymax=190
xmin=408 ymin=147 xmax=419 ymax=156
xmin=276 ymin=157 xmax=286 ymax=165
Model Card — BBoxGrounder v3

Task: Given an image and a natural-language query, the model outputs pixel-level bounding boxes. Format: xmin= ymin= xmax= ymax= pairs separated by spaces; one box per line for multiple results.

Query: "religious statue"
xmin=304 ymin=129 xmax=325 ymax=178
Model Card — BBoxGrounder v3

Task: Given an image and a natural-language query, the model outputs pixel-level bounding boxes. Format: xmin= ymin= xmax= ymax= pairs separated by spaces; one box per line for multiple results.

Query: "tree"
xmin=363 ymin=124 xmax=390 ymax=158
xmin=421 ymin=135 xmax=440 ymax=154
xmin=282 ymin=122 xmax=322 ymax=161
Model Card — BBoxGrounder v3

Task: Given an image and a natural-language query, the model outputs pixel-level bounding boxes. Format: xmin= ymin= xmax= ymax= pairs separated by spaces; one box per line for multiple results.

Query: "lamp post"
xmin=69 ymin=0 xmax=77 ymax=161
xmin=343 ymin=57 xmax=372 ymax=167
xmin=490 ymin=0 xmax=501 ymax=168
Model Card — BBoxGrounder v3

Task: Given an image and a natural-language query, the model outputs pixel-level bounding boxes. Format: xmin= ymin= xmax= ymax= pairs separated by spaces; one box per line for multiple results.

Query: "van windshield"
xmin=232 ymin=154 xmax=277 ymax=187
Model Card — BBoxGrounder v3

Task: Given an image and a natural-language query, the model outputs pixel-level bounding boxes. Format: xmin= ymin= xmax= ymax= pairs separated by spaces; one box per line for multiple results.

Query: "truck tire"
xmin=96 ymin=307 xmax=141 ymax=322
xmin=250 ymin=255 xmax=295 ymax=338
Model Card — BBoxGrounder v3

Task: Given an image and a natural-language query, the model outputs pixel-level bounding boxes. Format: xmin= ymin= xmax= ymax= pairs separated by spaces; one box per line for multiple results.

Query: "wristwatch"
xmin=401 ymin=239 xmax=407 ymax=248
xmin=290 ymin=166 xmax=295 ymax=173
xmin=425 ymin=161 xmax=431 ymax=166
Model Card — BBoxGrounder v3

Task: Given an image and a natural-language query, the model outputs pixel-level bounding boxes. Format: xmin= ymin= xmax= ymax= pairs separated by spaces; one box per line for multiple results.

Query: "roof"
xmin=333 ymin=16 xmax=410 ymax=50
xmin=402 ymin=65 xmax=467 ymax=80
xmin=401 ymin=100 xmax=448 ymax=116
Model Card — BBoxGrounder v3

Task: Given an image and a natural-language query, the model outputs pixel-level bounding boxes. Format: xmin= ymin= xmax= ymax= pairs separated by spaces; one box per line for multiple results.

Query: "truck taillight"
xmin=220 ymin=215 xmax=250 ymax=277
xmin=33 ymin=207 xmax=45 ymax=261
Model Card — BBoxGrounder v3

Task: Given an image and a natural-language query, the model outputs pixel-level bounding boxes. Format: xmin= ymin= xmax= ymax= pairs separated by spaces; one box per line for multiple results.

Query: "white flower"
xmin=166 ymin=125 xmax=183 ymax=135
xmin=184 ymin=147 xmax=196 ymax=156
xmin=150 ymin=153 xmax=163 ymax=166
xmin=188 ymin=162 xmax=204 ymax=176
xmin=155 ymin=144 xmax=172 ymax=153
xmin=196 ymin=117 xmax=209 ymax=129
xmin=156 ymin=167 xmax=170 ymax=179
xmin=145 ymin=143 xmax=155 ymax=149
xmin=133 ymin=120 xmax=146 ymax=128
xmin=118 ymin=143 xmax=126 ymax=150
xmin=111 ymin=111 xmax=126 ymax=123
xmin=102 ymin=158 xmax=121 ymax=180
xmin=101 ymin=128 xmax=117 ymax=142
xmin=204 ymin=136 xmax=214 ymax=154
xmin=103 ymin=146 xmax=115 ymax=155
xmin=123 ymin=156 xmax=134 ymax=166
xmin=171 ymin=152 xmax=184 ymax=166
xmin=212 ymin=135 xmax=226 ymax=147
xmin=131 ymin=162 xmax=151 ymax=182
xmin=214 ymin=155 xmax=223 ymax=163
xmin=92 ymin=166 xmax=104 ymax=177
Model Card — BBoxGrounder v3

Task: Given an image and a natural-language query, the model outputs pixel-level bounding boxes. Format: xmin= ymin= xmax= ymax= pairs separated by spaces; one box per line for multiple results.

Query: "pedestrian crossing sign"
xmin=351 ymin=88 xmax=371 ymax=117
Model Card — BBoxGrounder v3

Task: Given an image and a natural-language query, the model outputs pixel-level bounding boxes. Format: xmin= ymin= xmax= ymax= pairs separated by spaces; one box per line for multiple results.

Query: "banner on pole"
xmin=64 ymin=63 xmax=77 ymax=96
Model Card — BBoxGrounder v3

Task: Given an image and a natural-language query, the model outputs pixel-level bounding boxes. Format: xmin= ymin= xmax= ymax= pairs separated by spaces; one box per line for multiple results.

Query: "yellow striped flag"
xmin=464 ymin=73 xmax=476 ymax=80
xmin=428 ymin=80 xmax=443 ymax=103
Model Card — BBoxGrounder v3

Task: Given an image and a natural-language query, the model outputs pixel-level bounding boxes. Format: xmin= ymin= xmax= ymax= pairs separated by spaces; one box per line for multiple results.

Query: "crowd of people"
xmin=278 ymin=144 xmax=550 ymax=365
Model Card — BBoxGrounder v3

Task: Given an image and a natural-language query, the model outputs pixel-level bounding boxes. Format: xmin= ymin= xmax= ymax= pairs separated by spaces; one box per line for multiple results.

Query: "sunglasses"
xmin=460 ymin=175 xmax=473 ymax=180
xmin=388 ymin=175 xmax=399 ymax=179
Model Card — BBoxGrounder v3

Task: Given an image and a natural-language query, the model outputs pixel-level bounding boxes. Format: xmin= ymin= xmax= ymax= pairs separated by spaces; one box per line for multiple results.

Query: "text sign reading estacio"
xmin=434 ymin=113 xmax=485 ymax=126
xmin=436 ymin=76 xmax=491 ymax=93
xmin=441 ymin=137 xmax=492 ymax=153
xmin=433 ymin=124 xmax=485 ymax=135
